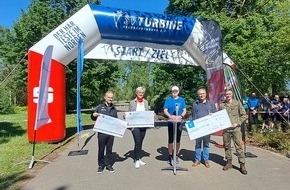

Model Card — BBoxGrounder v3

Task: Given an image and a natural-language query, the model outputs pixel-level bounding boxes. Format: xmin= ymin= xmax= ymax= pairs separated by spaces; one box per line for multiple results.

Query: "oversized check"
xmin=185 ymin=109 xmax=232 ymax=140
xmin=93 ymin=114 xmax=127 ymax=138
xmin=125 ymin=111 xmax=155 ymax=128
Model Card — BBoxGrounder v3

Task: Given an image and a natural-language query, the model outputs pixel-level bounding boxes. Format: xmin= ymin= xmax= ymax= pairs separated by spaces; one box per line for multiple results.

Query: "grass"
xmin=0 ymin=109 xmax=93 ymax=190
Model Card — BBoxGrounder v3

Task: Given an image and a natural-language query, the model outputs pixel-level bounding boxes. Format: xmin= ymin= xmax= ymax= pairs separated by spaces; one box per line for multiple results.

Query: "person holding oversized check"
xmin=163 ymin=86 xmax=187 ymax=165
xmin=91 ymin=91 xmax=118 ymax=174
xmin=219 ymin=89 xmax=248 ymax=175
xmin=126 ymin=87 xmax=150 ymax=169
xmin=191 ymin=88 xmax=217 ymax=168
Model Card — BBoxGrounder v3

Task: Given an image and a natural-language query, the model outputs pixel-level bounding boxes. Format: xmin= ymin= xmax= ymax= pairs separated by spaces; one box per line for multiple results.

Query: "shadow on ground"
xmin=0 ymin=122 xmax=26 ymax=144
xmin=0 ymin=171 xmax=32 ymax=190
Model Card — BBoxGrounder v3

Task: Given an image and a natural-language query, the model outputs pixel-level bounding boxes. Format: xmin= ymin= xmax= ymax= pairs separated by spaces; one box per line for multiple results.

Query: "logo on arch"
xmin=113 ymin=10 xmax=183 ymax=32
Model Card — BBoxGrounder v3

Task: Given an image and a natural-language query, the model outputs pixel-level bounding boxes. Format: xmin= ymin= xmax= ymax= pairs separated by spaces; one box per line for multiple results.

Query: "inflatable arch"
xmin=28 ymin=4 xmax=224 ymax=142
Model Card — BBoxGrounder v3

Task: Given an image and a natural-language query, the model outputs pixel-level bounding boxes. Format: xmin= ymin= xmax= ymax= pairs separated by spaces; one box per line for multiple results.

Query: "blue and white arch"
xmin=27 ymin=4 xmax=224 ymax=142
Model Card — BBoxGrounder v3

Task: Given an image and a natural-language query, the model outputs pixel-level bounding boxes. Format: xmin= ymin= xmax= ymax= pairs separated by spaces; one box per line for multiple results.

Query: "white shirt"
xmin=136 ymin=102 xmax=145 ymax=111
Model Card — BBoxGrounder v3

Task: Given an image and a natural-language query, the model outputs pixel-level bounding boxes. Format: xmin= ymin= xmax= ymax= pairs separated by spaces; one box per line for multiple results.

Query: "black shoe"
xmin=97 ymin=166 xmax=104 ymax=174
xmin=106 ymin=165 xmax=115 ymax=173
xmin=167 ymin=155 xmax=173 ymax=165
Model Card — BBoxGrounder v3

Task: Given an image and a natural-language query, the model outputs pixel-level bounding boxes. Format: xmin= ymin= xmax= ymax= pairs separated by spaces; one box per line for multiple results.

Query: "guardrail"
xmin=69 ymin=102 xmax=130 ymax=113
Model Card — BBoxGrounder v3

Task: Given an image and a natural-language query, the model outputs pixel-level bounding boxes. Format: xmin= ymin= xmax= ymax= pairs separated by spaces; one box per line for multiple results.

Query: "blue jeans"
xmin=195 ymin=135 xmax=210 ymax=162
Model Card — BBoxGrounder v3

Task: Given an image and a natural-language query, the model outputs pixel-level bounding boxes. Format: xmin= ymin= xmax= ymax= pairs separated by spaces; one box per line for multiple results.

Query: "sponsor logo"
xmin=53 ymin=21 xmax=87 ymax=51
xmin=113 ymin=10 xmax=183 ymax=32
xmin=33 ymin=87 xmax=53 ymax=103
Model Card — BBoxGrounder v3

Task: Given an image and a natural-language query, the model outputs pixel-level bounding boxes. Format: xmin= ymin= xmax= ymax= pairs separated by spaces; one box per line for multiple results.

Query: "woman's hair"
xmin=135 ymin=87 xmax=146 ymax=93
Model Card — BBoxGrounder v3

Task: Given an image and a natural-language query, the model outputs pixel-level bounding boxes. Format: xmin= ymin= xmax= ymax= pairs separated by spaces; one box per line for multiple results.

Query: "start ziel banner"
xmin=85 ymin=43 xmax=198 ymax=65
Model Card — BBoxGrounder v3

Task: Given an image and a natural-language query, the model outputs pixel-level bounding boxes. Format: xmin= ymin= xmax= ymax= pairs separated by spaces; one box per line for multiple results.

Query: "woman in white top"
xmin=127 ymin=87 xmax=149 ymax=168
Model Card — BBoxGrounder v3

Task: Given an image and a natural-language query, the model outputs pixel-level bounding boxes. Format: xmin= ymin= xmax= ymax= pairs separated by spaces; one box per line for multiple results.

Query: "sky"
xmin=0 ymin=0 xmax=169 ymax=28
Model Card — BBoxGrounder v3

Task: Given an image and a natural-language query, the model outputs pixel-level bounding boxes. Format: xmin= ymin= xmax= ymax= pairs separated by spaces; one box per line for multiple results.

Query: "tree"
xmin=151 ymin=63 xmax=206 ymax=113
xmin=166 ymin=0 xmax=290 ymax=96
xmin=66 ymin=59 xmax=121 ymax=111
xmin=0 ymin=0 xmax=100 ymax=106
xmin=120 ymin=61 xmax=152 ymax=100
xmin=0 ymin=86 xmax=15 ymax=114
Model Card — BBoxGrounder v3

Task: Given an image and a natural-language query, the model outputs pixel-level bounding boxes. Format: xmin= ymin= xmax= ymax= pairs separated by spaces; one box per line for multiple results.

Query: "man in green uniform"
xmin=219 ymin=89 xmax=248 ymax=175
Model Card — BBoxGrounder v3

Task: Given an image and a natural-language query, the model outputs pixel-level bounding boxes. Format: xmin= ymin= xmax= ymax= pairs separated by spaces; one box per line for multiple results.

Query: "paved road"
xmin=21 ymin=124 xmax=290 ymax=190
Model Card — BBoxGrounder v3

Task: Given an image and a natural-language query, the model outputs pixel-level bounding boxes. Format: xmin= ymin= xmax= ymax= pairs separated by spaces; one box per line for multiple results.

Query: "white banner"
xmin=93 ymin=114 xmax=127 ymax=138
xmin=125 ymin=111 xmax=155 ymax=128
xmin=34 ymin=45 xmax=53 ymax=130
xmin=85 ymin=41 xmax=198 ymax=65
xmin=185 ymin=109 xmax=232 ymax=140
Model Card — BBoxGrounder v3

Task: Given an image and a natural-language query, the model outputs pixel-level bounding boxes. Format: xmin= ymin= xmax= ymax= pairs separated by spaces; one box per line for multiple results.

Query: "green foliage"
xmin=0 ymin=87 xmax=15 ymax=114
xmin=151 ymin=64 xmax=206 ymax=113
xmin=166 ymin=0 xmax=290 ymax=96
xmin=118 ymin=61 xmax=153 ymax=100
xmin=253 ymin=131 xmax=290 ymax=152
xmin=66 ymin=59 xmax=120 ymax=111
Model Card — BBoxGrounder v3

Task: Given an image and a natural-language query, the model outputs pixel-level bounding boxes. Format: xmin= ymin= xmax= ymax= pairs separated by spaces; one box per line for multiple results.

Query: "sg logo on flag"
xmin=33 ymin=87 xmax=54 ymax=103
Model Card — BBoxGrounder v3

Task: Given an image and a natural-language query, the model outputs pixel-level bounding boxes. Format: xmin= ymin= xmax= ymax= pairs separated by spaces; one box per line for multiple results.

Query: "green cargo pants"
xmin=223 ymin=126 xmax=245 ymax=164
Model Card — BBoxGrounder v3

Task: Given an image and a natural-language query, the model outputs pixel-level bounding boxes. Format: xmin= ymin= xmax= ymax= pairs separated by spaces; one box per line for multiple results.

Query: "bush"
xmin=14 ymin=106 xmax=27 ymax=112
xmin=252 ymin=131 xmax=290 ymax=153
xmin=0 ymin=88 xmax=15 ymax=114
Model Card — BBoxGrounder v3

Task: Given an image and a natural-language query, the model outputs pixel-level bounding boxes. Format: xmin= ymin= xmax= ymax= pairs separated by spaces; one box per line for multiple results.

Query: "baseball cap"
xmin=172 ymin=86 xmax=179 ymax=91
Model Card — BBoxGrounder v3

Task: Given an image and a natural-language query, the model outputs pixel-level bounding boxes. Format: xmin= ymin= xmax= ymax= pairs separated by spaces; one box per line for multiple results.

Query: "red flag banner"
xmin=197 ymin=19 xmax=224 ymax=107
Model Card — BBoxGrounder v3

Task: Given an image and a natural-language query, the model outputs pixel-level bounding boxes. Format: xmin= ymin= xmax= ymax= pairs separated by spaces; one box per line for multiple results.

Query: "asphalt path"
xmin=21 ymin=121 xmax=290 ymax=190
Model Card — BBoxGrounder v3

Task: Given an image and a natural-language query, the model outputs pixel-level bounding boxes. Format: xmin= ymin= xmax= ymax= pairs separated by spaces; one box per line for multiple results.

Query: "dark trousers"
xmin=131 ymin=128 xmax=147 ymax=160
xmin=167 ymin=122 xmax=182 ymax=143
xmin=249 ymin=112 xmax=258 ymax=132
xmin=98 ymin=133 xmax=114 ymax=167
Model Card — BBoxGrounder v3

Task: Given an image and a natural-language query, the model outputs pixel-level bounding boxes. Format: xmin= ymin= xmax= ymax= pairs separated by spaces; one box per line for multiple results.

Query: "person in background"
xmin=260 ymin=93 xmax=274 ymax=132
xmin=271 ymin=94 xmax=283 ymax=123
xmin=242 ymin=94 xmax=250 ymax=113
xmin=163 ymin=86 xmax=187 ymax=165
xmin=248 ymin=92 xmax=259 ymax=134
xmin=91 ymin=91 xmax=118 ymax=174
xmin=281 ymin=97 xmax=290 ymax=132
xmin=126 ymin=87 xmax=149 ymax=169
xmin=219 ymin=89 xmax=248 ymax=175
xmin=241 ymin=94 xmax=250 ymax=140
xmin=191 ymin=88 xmax=217 ymax=168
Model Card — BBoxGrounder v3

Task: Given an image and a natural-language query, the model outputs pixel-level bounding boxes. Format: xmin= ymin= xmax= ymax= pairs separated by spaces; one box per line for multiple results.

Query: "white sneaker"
xmin=135 ymin=160 xmax=140 ymax=169
xmin=139 ymin=159 xmax=146 ymax=166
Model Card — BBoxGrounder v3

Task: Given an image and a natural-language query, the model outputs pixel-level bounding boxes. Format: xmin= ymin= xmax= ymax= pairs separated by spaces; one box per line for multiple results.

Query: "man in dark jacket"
xmin=191 ymin=88 xmax=217 ymax=168
xmin=91 ymin=91 xmax=118 ymax=173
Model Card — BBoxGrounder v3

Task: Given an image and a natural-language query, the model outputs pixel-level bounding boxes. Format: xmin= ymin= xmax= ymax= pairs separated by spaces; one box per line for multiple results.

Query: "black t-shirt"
xmin=260 ymin=98 xmax=272 ymax=111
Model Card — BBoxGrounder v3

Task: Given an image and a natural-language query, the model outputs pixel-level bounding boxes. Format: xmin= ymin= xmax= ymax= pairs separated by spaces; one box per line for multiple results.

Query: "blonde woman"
xmin=127 ymin=87 xmax=149 ymax=169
